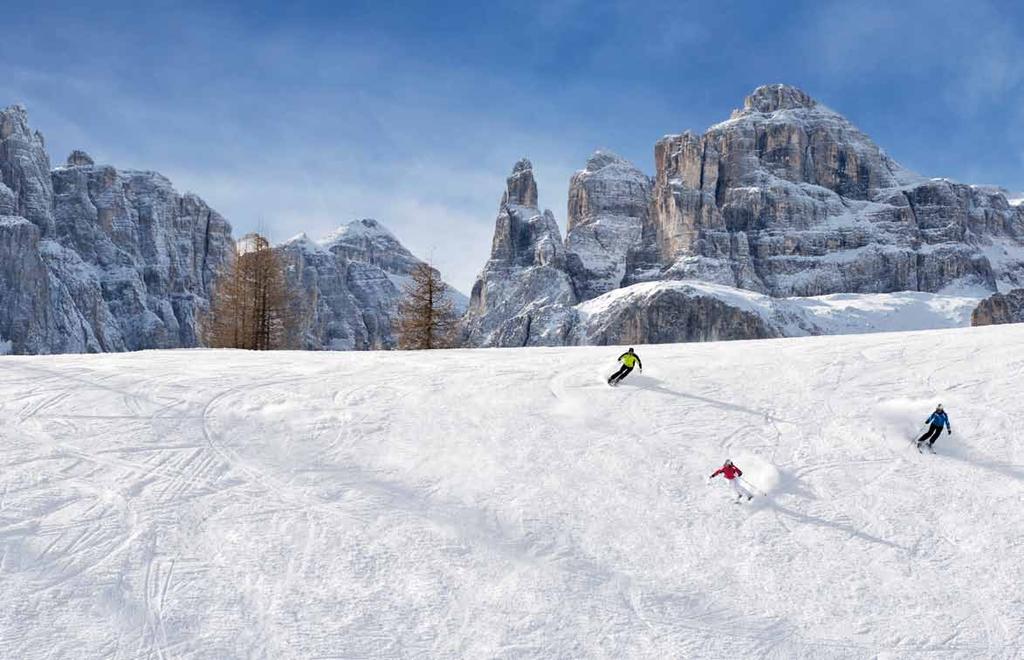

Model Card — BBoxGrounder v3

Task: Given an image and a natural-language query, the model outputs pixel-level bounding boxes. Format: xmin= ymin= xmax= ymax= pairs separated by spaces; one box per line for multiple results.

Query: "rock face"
xmin=0 ymin=105 xmax=54 ymax=235
xmin=648 ymin=84 xmax=1024 ymax=296
xmin=0 ymin=217 xmax=64 ymax=353
xmin=0 ymin=105 xmax=234 ymax=354
xmin=463 ymin=84 xmax=1024 ymax=347
xmin=66 ymin=150 xmax=95 ymax=167
xmin=565 ymin=151 xmax=652 ymax=300
xmin=462 ymin=159 xmax=579 ymax=346
xmin=579 ymin=282 xmax=779 ymax=345
xmin=277 ymin=219 xmax=467 ymax=350
xmin=971 ymin=289 xmax=1024 ymax=326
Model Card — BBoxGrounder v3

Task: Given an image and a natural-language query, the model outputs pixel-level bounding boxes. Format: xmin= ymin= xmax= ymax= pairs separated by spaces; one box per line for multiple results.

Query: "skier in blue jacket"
xmin=916 ymin=404 xmax=951 ymax=451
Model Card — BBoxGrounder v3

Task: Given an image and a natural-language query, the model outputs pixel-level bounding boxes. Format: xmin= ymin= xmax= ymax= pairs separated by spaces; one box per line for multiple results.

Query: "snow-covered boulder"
xmin=577 ymin=281 xmax=783 ymax=344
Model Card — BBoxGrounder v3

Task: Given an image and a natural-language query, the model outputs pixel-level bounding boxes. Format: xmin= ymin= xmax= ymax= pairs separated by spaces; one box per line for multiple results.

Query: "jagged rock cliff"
xmin=0 ymin=105 xmax=234 ymax=354
xmin=278 ymin=219 xmax=467 ymax=350
xmin=0 ymin=105 xmax=473 ymax=355
xmin=462 ymin=85 xmax=1024 ymax=347
xmin=461 ymin=159 xmax=578 ymax=346
xmin=0 ymin=105 xmax=54 ymax=235
xmin=565 ymin=151 xmax=652 ymax=300
xmin=648 ymin=84 xmax=1024 ymax=296
xmin=971 ymin=289 xmax=1024 ymax=326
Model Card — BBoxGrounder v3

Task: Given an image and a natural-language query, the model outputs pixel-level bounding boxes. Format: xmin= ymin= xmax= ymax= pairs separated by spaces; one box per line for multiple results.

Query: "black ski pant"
xmin=609 ymin=365 xmax=633 ymax=384
xmin=917 ymin=424 xmax=944 ymax=446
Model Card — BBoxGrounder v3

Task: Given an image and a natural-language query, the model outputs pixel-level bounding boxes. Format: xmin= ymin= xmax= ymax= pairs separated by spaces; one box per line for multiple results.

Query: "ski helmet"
xmin=725 ymin=459 xmax=733 ymax=466
xmin=628 ymin=347 xmax=634 ymax=353
xmin=936 ymin=403 xmax=943 ymax=410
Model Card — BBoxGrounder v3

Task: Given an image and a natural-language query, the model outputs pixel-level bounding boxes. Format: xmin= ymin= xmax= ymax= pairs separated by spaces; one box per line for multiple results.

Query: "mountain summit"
xmin=740 ymin=83 xmax=818 ymax=113
xmin=462 ymin=84 xmax=1024 ymax=347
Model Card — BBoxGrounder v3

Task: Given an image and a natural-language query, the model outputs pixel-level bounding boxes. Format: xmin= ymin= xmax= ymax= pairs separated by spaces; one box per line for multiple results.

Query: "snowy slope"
xmin=2 ymin=327 xmax=1024 ymax=658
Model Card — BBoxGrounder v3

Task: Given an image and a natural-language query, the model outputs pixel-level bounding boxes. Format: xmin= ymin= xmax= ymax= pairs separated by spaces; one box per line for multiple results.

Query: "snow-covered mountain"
xmin=0 ymin=105 xmax=234 ymax=354
xmin=465 ymin=84 xmax=1024 ymax=347
xmin=4 ymin=325 xmax=1024 ymax=656
xmin=461 ymin=159 xmax=579 ymax=346
xmin=565 ymin=150 xmax=652 ymax=300
xmin=6 ymin=85 xmax=1024 ymax=355
xmin=0 ymin=106 xmax=467 ymax=355
xmin=277 ymin=219 xmax=467 ymax=350
xmin=649 ymin=84 xmax=1024 ymax=296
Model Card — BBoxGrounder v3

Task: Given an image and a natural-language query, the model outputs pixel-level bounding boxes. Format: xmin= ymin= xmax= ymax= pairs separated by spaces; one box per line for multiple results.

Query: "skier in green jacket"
xmin=608 ymin=348 xmax=642 ymax=386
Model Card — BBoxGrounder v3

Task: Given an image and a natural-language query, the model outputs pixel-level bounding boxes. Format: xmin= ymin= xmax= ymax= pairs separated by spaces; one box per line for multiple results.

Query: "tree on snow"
xmin=202 ymin=233 xmax=301 ymax=350
xmin=396 ymin=262 xmax=458 ymax=350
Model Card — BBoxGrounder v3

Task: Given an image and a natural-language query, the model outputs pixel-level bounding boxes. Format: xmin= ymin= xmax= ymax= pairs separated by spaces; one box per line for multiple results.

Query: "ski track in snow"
xmin=2 ymin=328 xmax=1024 ymax=658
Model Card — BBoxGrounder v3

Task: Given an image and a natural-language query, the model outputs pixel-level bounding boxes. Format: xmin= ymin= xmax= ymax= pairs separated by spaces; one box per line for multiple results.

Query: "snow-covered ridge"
xmin=280 ymin=219 xmax=405 ymax=253
xmin=276 ymin=217 xmax=467 ymax=350
xmin=576 ymin=279 xmax=985 ymax=340
xmin=280 ymin=231 xmax=323 ymax=253
xmin=318 ymin=217 xmax=402 ymax=247
xmin=3 ymin=325 xmax=1024 ymax=656
xmin=468 ymin=84 xmax=1024 ymax=348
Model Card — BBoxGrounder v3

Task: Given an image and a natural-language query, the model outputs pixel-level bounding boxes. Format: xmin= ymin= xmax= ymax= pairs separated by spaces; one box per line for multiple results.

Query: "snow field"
xmin=2 ymin=325 xmax=1024 ymax=658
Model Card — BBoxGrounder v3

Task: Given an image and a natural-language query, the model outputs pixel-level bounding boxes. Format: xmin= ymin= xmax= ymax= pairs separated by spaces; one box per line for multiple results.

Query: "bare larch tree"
xmin=202 ymin=233 xmax=300 ymax=350
xmin=396 ymin=262 xmax=458 ymax=350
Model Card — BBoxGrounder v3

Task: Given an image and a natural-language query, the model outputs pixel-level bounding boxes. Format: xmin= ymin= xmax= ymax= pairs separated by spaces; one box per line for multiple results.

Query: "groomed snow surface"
xmin=2 ymin=326 xmax=1024 ymax=658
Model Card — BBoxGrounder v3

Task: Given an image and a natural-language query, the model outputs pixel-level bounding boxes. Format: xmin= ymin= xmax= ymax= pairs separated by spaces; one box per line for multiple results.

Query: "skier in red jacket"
xmin=709 ymin=459 xmax=753 ymax=501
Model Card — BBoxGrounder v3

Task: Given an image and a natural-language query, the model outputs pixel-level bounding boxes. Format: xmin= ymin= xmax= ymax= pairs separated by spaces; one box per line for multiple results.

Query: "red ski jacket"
xmin=710 ymin=464 xmax=742 ymax=480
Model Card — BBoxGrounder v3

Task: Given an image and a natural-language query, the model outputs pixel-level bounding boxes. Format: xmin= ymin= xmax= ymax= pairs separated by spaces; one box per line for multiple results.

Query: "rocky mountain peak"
xmin=276 ymin=217 xmax=468 ymax=350
xmin=66 ymin=150 xmax=95 ymax=167
xmin=0 ymin=104 xmax=54 ymax=234
xmin=502 ymin=158 xmax=538 ymax=208
xmin=583 ymin=150 xmax=630 ymax=172
xmin=321 ymin=218 xmax=400 ymax=249
xmin=347 ymin=217 xmax=389 ymax=235
xmin=0 ymin=104 xmax=30 ymax=139
xmin=566 ymin=151 xmax=651 ymax=301
xmin=741 ymin=83 xmax=817 ymax=114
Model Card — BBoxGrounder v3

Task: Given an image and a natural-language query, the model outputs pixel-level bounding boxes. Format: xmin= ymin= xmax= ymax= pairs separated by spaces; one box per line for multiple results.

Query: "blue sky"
xmin=3 ymin=0 xmax=1023 ymax=291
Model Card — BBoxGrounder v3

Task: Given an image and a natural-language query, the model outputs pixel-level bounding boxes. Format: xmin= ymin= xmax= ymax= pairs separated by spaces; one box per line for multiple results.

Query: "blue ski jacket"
xmin=926 ymin=411 xmax=950 ymax=430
